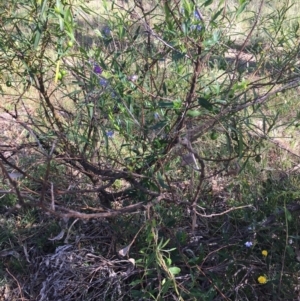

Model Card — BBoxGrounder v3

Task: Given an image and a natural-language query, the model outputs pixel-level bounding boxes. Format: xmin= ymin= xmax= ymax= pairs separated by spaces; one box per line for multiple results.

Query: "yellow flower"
xmin=262 ymin=250 xmax=268 ymax=257
xmin=258 ymin=275 xmax=267 ymax=284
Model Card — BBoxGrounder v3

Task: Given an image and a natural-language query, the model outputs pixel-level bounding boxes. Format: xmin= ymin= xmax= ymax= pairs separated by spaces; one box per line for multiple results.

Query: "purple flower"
xmin=106 ymin=130 xmax=114 ymax=138
xmin=190 ymin=25 xmax=202 ymax=31
xmin=194 ymin=10 xmax=201 ymax=20
xmin=154 ymin=112 xmax=160 ymax=119
xmin=103 ymin=26 xmax=111 ymax=36
xmin=245 ymin=241 xmax=253 ymax=248
xmin=127 ymin=75 xmax=138 ymax=82
xmin=99 ymin=78 xmax=108 ymax=87
xmin=93 ymin=64 xmax=102 ymax=74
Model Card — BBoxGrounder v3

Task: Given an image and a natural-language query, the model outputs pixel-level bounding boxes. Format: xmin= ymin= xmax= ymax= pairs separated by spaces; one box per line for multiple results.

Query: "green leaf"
xmin=59 ymin=16 xmax=64 ymax=31
xmin=161 ymin=279 xmax=172 ymax=295
xmin=182 ymin=0 xmax=192 ymax=16
xmin=210 ymin=8 xmax=223 ymax=23
xmin=64 ymin=7 xmax=73 ymax=24
xmin=172 ymin=51 xmax=186 ymax=61
xmin=292 ymin=21 xmax=299 ymax=33
xmin=212 ymin=30 xmax=220 ymax=43
xmin=157 ymin=172 xmax=169 ymax=189
xmin=133 ymin=26 xmax=141 ymax=41
xmin=64 ymin=8 xmax=74 ymax=37
xmin=130 ymin=279 xmax=142 ymax=286
xmin=102 ymin=0 xmax=108 ymax=10
xmin=238 ymin=128 xmax=243 ymax=158
xmin=198 ymin=97 xmax=213 ymax=111
xmin=187 ymin=110 xmax=202 ymax=117
xmin=162 ymin=82 xmax=167 ymax=95
xmin=203 ymin=38 xmax=217 ymax=48
xmin=169 ymin=266 xmax=181 ymax=275
xmin=33 ymin=27 xmax=42 ymax=49
xmin=87 ymin=103 xmax=94 ymax=118
xmin=166 ymin=257 xmax=172 ymax=266
xmin=150 ymin=121 xmax=167 ymax=131
xmin=158 ymin=101 xmax=174 ymax=108
xmin=202 ymin=0 xmax=213 ymax=7
xmin=125 ymin=120 xmax=132 ymax=134
xmin=164 ymin=3 xmax=174 ymax=30
xmin=215 ymin=99 xmax=227 ymax=105
xmin=40 ymin=0 xmax=49 ymax=21
xmin=158 ymin=238 xmax=170 ymax=249
xmin=130 ymin=290 xmax=146 ymax=298
xmin=118 ymin=25 xmax=125 ymax=39
xmin=181 ymin=22 xmax=188 ymax=35
xmin=285 ymin=208 xmax=292 ymax=222
xmin=236 ymin=1 xmax=249 ymax=17
xmin=173 ymin=100 xmax=182 ymax=109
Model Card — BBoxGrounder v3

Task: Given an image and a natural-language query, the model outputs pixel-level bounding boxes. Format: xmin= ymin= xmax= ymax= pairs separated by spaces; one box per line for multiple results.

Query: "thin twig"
xmin=195 ymin=205 xmax=255 ymax=218
xmin=6 ymin=268 xmax=27 ymax=301
xmin=189 ymin=78 xmax=300 ymax=142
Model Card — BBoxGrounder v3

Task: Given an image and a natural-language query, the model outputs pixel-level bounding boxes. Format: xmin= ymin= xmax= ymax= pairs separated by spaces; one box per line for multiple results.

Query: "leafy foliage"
xmin=0 ymin=0 xmax=300 ymax=300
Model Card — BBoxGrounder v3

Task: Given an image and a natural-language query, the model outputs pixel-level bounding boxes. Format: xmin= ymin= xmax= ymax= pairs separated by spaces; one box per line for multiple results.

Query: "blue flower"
xmin=99 ymin=78 xmax=108 ymax=87
xmin=103 ymin=26 xmax=111 ymax=36
xmin=106 ymin=130 xmax=114 ymax=138
xmin=194 ymin=10 xmax=201 ymax=20
xmin=111 ymin=91 xmax=117 ymax=98
xmin=93 ymin=64 xmax=102 ymax=74
xmin=154 ymin=112 xmax=160 ymax=119
xmin=190 ymin=25 xmax=202 ymax=31
xmin=245 ymin=241 xmax=253 ymax=248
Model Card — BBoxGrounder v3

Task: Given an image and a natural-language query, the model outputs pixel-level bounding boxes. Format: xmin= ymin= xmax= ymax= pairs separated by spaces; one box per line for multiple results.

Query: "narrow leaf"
xmin=48 ymin=230 xmax=65 ymax=241
xmin=54 ymin=60 xmax=61 ymax=83
xmin=169 ymin=266 xmax=181 ymax=275
xmin=187 ymin=110 xmax=202 ymax=117
xmin=202 ymin=0 xmax=213 ymax=7
xmin=198 ymin=97 xmax=213 ymax=111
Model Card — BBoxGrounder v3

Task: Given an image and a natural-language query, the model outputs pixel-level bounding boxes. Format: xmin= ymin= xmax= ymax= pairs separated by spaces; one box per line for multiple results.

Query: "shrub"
xmin=1 ymin=0 xmax=300 ymax=300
